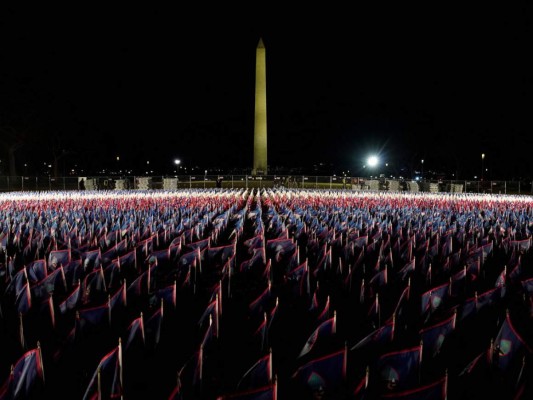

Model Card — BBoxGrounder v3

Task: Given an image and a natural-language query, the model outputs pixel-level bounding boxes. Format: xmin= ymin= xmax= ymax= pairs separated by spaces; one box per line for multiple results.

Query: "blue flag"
xmin=420 ymin=312 xmax=456 ymax=358
xmin=380 ymin=376 xmax=447 ymax=400
xmin=299 ymin=316 xmax=336 ymax=358
xmin=292 ymin=348 xmax=346 ymax=391
xmin=494 ymin=312 xmax=532 ymax=372
xmin=216 ymin=383 xmax=276 ymax=400
xmin=26 ymin=260 xmax=47 ymax=284
xmin=351 ymin=317 xmax=394 ymax=351
xmin=237 ymin=353 xmax=272 ymax=390
xmin=2 ymin=348 xmax=44 ymax=399
xmin=154 ymin=282 xmax=176 ymax=309
xmin=377 ymin=345 xmax=422 ymax=390
xmin=124 ymin=314 xmax=145 ymax=353
xmin=81 ymin=249 xmax=101 ymax=272
xmin=82 ymin=346 xmax=122 ymax=400
xmin=79 ymin=303 xmax=109 ymax=333
xmin=59 ymin=284 xmax=81 ymax=314
xmin=15 ymin=283 xmax=32 ymax=315
xmin=420 ymin=283 xmax=449 ymax=316
xmin=48 ymin=249 xmax=70 ymax=267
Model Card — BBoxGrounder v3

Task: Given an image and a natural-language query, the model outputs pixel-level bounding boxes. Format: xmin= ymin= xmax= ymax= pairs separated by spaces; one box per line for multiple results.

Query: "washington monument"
xmin=253 ymin=38 xmax=267 ymax=175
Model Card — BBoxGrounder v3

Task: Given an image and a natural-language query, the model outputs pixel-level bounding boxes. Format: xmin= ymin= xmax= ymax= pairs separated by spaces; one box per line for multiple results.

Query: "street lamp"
xmin=173 ymin=159 xmax=181 ymax=174
xmin=365 ymin=156 xmax=379 ymax=180
xmin=481 ymin=153 xmax=485 ymax=181
xmin=367 ymin=156 xmax=379 ymax=168
xmin=421 ymin=159 xmax=424 ymax=181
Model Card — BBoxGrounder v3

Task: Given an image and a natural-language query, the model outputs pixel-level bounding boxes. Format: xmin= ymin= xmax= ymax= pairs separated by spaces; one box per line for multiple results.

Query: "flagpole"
xmin=343 ymin=341 xmax=348 ymax=381
xmin=8 ymin=364 xmax=14 ymax=388
xmin=175 ymin=370 xmax=182 ymax=399
xmin=218 ymin=279 xmax=223 ymax=315
xmin=118 ymin=338 xmax=123 ymax=400
xmin=269 ymin=348 xmax=273 ymax=382
xmin=60 ymin=266 xmax=67 ymax=291
xmin=262 ymin=312 xmax=267 ymax=351
xmin=140 ymin=312 xmax=145 ymax=344
xmin=452 ymin=309 xmax=457 ymax=330
xmin=173 ymin=280 xmax=177 ymax=309
xmin=108 ymin=295 xmax=112 ymax=325
xmin=123 ymin=277 xmax=129 ymax=307
xmin=38 ymin=341 xmax=45 ymax=384
xmin=49 ymin=295 xmax=55 ymax=329
xmin=197 ymin=248 xmax=202 ymax=274
xmin=19 ymin=313 xmax=25 ymax=350
xmin=97 ymin=367 xmax=102 ymax=400
xmin=515 ymin=356 xmax=526 ymax=391
xmin=377 ymin=293 xmax=380 ymax=328
xmin=147 ymin=264 xmax=151 ymax=294
xmin=123 ymin=281 xmax=127 ymax=308
xmin=199 ymin=344 xmax=204 ymax=395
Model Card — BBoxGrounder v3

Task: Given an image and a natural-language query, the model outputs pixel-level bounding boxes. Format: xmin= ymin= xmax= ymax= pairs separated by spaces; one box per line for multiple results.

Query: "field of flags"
xmin=0 ymin=188 xmax=532 ymax=399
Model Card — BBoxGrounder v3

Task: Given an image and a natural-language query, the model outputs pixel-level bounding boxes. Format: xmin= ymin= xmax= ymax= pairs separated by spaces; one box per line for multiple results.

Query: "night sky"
xmin=0 ymin=4 xmax=531 ymax=179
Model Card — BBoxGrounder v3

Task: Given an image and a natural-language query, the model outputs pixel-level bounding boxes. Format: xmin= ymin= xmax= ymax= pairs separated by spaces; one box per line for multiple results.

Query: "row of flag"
xmin=0 ymin=188 xmax=532 ymax=399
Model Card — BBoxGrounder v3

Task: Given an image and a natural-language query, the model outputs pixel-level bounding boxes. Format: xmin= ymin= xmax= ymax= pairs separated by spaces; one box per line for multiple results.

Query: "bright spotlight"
xmin=174 ymin=159 xmax=181 ymax=165
xmin=367 ymin=156 xmax=379 ymax=167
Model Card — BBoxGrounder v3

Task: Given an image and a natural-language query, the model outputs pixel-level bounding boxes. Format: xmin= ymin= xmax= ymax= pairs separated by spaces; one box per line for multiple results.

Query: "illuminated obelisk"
xmin=252 ymin=37 xmax=267 ymax=175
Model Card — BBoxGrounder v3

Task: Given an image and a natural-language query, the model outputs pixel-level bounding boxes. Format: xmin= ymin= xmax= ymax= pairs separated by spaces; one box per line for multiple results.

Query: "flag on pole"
xmin=377 ymin=344 xmax=422 ymax=390
xmin=493 ymin=311 xmax=532 ymax=373
xmin=0 ymin=346 xmax=44 ymax=399
xmin=124 ymin=313 xmax=145 ymax=352
xmin=420 ymin=312 xmax=456 ymax=358
xmin=237 ymin=351 xmax=273 ymax=390
xmin=299 ymin=314 xmax=336 ymax=358
xmin=292 ymin=348 xmax=346 ymax=392
xmin=380 ymin=375 xmax=447 ymax=399
xmin=216 ymin=382 xmax=277 ymax=400
xmin=351 ymin=316 xmax=395 ymax=351
xmin=82 ymin=343 xmax=122 ymax=400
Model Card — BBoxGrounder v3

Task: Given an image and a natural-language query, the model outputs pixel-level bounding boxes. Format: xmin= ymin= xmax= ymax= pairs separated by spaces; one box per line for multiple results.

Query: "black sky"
xmin=0 ymin=4 xmax=532 ymax=179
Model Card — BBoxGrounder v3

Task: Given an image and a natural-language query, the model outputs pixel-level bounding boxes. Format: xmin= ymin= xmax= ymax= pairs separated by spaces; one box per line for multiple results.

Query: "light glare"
xmin=367 ymin=156 xmax=379 ymax=167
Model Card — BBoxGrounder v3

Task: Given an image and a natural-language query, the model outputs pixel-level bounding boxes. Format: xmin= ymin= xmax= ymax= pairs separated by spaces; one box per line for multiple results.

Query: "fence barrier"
xmin=0 ymin=175 xmax=532 ymax=195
